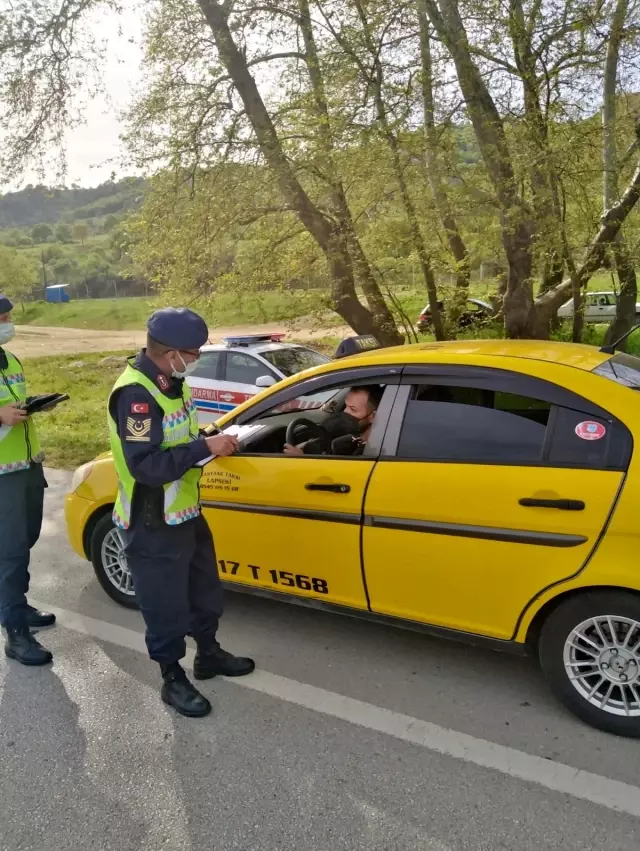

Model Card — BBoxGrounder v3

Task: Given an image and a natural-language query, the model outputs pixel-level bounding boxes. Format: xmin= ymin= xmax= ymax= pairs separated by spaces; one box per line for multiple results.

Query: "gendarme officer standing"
xmin=108 ymin=307 xmax=255 ymax=718
xmin=0 ymin=294 xmax=56 ymax=667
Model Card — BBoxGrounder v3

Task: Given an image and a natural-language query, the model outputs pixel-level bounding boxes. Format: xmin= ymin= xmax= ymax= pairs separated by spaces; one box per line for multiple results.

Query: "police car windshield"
xmin=593 ymin=352 xmax=640 ymax=388
xmin=261 ymin=347 xmax=329 ymax=377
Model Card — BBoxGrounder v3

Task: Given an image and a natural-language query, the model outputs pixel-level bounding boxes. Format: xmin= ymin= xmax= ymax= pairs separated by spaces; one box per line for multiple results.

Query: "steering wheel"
xmin=285 ymin=417 xmax=327 ymax=447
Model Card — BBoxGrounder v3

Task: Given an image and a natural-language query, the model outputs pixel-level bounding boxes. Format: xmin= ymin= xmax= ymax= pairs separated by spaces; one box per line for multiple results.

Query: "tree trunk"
xmin=423 ymin=0 xmax=537 ymax=337
xmin=508 ymin=0 xmax=565 ymax=308
xmin=503 ymin=217 xmax=536 ymax=337
xmin=196 ymin=0 xmax=402 ymax=345
xmin=571 ymin=276 xmax=584 ymax=343
xmin=297 ymin=0 xmax=402 ymax=344
xmin=604 ymin=242 xmax=638 ymax=349
xmin=601 ymin=0 xmax=636 ymax=346
xmin=535 ymin=156 xmax=640 ymax=319
xmin=416 ymin=1 xmax=469 ymax=293
xmin=347 ymin=0 xmax=445 ymax=340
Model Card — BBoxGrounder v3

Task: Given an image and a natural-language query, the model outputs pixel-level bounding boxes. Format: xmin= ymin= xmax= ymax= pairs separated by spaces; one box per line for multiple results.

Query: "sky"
xmin=19 ymin=6 xmax=145 ymax=190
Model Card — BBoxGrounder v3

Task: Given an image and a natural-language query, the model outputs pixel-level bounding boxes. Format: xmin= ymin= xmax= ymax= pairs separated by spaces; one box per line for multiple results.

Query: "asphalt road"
xmin=1 ymin=469 xmax=639 ymax=851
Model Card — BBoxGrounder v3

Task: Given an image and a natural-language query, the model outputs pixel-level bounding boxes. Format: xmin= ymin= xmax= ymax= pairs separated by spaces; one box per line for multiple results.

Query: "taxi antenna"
xmin=599 ymin=321 xmax=640 ymax=354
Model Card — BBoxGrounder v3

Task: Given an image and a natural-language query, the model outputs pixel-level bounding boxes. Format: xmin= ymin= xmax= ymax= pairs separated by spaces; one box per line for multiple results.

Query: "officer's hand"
xmin=206 ymin=434 xmax=239 ymax=457
xmin=0 ymin=405 xmax=28 ymax=426
xmin=283 ymin=443 xmax=304 ymax=456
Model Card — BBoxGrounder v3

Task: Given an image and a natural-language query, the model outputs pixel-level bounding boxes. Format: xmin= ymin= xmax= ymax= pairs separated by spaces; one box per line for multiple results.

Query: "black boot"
xmin=193 ymin=645 xmax=255 ymax=680
xmin=160 ymin=663 xmax=212 ymax=718
xmin=26 ymin=606 xmax=56 ymax=629
xmin=5 ymin=627 xmax=53 ymax=666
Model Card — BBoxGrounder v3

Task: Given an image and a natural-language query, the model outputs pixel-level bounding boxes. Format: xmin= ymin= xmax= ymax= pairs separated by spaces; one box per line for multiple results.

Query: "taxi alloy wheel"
xmin=539 ymin=591 xmax=640 ymax=737
xmin=89 ymin=513 xmax=138 ymax=609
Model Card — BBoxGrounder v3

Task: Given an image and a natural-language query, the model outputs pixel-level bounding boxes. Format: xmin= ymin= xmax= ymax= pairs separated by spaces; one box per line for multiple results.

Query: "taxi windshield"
xmin=261 ymin=347 xmax=329 ymax=377
xmin=593 ymin=352 xmax=640 ymax=388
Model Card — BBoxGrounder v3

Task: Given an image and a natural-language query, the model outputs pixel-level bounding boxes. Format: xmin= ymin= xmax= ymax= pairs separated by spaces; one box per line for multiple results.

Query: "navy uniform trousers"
xmin=122 ymin=512 xmax=224 ymax=664
xmin=0 ymin=464 xmax=46 ymax=629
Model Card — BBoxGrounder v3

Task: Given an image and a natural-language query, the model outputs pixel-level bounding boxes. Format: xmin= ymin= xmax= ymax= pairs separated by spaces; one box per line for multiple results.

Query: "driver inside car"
xmin=283 ymin=385 xmax=383 ymax=457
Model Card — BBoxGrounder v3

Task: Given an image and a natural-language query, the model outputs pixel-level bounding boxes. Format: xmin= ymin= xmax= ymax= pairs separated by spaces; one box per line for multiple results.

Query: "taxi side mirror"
xmin=256 ymin=375 xmax=277 ymax=388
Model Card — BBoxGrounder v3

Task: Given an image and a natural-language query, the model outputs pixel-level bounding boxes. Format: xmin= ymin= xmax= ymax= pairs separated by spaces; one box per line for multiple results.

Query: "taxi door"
xmin=362 ymin=367 xmax=630 ymax=640
xmin=200 ymin=371 xmax=401 ymax=611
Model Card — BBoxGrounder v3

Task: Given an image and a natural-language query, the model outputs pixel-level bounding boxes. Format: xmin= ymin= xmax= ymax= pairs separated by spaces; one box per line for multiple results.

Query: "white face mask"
xmin=171 ymin=352 xmax=197 ymax=380
xmin=0 ymin=322 xmax=15 ymax=345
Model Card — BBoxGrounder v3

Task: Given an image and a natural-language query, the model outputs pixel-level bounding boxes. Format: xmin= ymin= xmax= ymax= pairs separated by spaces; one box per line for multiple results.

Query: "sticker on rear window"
xmin=575 ymin=421 xmax=606 ymax=441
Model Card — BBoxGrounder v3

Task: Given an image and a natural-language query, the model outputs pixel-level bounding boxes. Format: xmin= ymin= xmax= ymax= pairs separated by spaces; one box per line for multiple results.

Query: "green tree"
xmin=0 ymin=245 xmax=38 ymax=306
xmin=31 ymin=223 xmax=53 ymax=244
xmin=72 ymin=223 xmax=89 ymax=244
xmin=2 ymin=0 xmax=640 ymax=341
xmin=55 ymin=223 xmax=73 ymax=243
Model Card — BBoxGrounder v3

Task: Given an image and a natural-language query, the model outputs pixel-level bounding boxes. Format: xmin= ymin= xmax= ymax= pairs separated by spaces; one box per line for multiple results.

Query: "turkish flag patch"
xmin=130 ymin=402 xmax=149 ymax=414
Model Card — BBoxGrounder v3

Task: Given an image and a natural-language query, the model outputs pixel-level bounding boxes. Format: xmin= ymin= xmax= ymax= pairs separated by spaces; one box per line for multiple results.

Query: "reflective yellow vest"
xmin=0 ymin=350 xmax=44 ymax=475
xmin=108 ymin=364 xmax=202 ymax=529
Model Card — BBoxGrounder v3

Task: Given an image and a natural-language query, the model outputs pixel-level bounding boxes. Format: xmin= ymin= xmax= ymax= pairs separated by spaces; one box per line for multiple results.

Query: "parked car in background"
xmin=417 ymin=298 xmax=495 ymax=333
xmin=557 ymin=291 xmax=640 ymax=324
xmin=187 ymin=334 xmax=331 ymax=424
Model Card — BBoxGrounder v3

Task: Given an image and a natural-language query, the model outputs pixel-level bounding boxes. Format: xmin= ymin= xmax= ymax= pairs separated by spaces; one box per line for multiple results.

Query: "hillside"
xmin=0 ymin=178 xmax=146 ymax=229
xmin=0 ymin=177 xmax=149 ymax=301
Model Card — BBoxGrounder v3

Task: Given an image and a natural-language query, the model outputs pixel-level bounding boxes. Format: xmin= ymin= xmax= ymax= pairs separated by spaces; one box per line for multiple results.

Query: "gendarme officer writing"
xmin=108 ymin=307 xmax=255 ymax=718
xmin=0 ymin=294 xmax=56 ymax=667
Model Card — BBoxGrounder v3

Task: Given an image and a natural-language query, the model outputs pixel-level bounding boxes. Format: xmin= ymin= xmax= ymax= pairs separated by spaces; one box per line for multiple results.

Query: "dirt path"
xmin=12 ymin=321 xmax=349 ymax=359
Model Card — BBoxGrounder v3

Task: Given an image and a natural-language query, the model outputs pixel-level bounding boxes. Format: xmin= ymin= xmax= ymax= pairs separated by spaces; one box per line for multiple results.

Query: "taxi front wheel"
xmin=89 ymin=513 xmax=139 ymax=610
xmin=538 ymin=591 xmax=640 ymax=737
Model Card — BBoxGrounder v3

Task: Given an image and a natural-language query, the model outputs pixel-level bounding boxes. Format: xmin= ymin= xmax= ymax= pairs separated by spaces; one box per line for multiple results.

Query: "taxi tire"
xmin=89 ymin=513 xmax=139 ymax=610
xmin=538 ymin=591 xmax=640 ymax=738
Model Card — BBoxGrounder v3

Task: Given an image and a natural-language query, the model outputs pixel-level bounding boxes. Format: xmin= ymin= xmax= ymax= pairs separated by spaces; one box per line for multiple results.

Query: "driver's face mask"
xmin=342 ymin=412 xmax=372 ymax=434
xmin=326 ymin=410 xmax=371 ymax=436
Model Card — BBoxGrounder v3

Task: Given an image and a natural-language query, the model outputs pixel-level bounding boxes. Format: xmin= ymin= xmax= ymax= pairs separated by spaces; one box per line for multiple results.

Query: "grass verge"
xmin=16 ymin=290 xmax=339 ymax=331
xmin=15 ymin=270 xmax=624 ymax=332
xmin=25 ymin=351 xmax=129 ymax=469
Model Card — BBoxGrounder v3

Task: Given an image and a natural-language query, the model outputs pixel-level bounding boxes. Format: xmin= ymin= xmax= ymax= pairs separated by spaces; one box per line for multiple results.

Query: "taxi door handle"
xmin=519 ymin=498 xmax=585 ymax=511
xmin=305 ymin=483 xmax=351 ymax=494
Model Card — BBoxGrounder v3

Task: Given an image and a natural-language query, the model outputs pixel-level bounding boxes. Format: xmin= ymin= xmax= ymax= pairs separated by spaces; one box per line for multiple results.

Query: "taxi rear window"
xmin=593 ymin=353 xmax=640 ymax=388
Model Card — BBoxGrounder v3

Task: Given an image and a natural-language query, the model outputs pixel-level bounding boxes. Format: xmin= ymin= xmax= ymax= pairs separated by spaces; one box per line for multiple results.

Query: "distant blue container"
xmin=45 ymin=284 xmax=70 ymax=303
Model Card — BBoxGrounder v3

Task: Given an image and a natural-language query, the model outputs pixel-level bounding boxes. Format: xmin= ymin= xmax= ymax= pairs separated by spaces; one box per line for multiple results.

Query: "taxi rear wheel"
xmin=89 ymin=513 xmax=138 ymax=610
xmin=538 ymin=591 xmax=640 ymax=737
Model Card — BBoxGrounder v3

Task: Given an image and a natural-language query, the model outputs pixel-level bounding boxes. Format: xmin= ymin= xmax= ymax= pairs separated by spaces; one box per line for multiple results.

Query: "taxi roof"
xmin=323 ymin=339 xmax=612 ymax=372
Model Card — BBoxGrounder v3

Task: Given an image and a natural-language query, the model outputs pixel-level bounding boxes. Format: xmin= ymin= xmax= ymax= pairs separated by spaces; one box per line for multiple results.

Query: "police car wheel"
xmin=538 ymin=591 xmax=640 ymax=737
xmin=89 ymin=513 xmax=139 ymax=610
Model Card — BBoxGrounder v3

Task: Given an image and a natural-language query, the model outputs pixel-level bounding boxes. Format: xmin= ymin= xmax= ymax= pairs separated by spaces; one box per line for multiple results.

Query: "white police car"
xmin=187 ymin=333 xmax=331 ymax=423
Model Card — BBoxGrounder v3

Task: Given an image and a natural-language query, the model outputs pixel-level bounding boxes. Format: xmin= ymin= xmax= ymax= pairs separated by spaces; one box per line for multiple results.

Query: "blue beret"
xmin=147 ymin=307 xmax=209 ymax=350
xmin=0 ymin=294 xmax=14 ymax=314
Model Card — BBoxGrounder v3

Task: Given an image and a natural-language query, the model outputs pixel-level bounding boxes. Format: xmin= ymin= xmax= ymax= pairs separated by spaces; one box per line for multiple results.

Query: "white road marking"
xmin=31 ymin=599 xmax=640 ymax=819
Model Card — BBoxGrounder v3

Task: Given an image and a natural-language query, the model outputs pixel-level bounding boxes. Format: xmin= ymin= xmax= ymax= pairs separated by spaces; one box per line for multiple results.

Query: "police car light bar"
xmin=222 ymin=333 xmax=286 ymax=347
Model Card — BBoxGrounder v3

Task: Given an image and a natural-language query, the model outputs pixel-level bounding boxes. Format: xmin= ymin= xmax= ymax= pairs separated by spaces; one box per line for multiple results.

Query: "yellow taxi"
xmin=66 ymin=338 xmax=640 ymax=737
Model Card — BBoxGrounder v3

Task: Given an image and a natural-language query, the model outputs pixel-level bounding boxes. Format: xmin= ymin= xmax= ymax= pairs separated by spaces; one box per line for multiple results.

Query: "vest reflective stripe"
xmin=108 ymin=365 xmax=202 ymax=529
xmin=0 ymin=351 xmax=44 ymax=475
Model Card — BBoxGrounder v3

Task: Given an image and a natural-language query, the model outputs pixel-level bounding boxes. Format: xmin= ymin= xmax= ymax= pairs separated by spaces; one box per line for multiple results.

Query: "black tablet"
xmin=23 ymin=393 xmax=70 ymax=415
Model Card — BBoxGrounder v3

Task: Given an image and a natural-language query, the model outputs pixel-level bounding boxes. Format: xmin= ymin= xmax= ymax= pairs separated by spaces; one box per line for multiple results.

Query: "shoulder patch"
xmin=126 ymin=417 xmax=152 ymax=442
xmin=130 ymin=402 xmax=149 ymax=415
xmin=156 ymin=374 xmax=170 ymax=391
